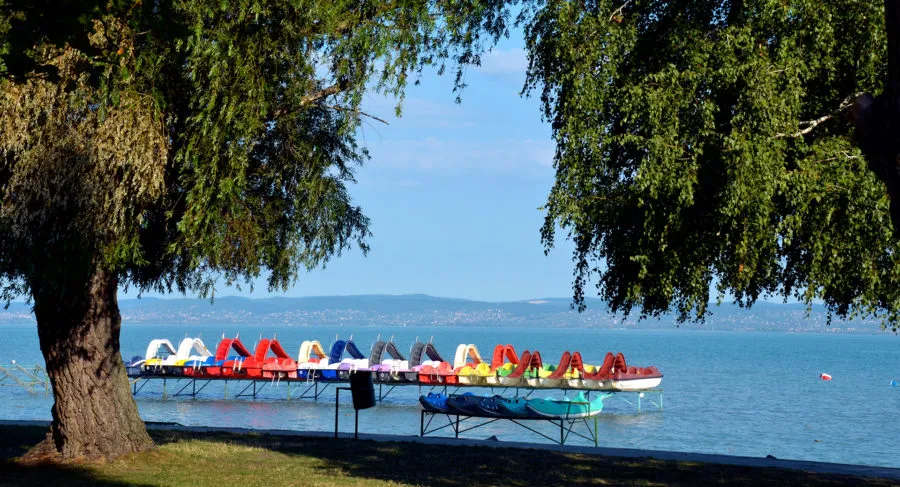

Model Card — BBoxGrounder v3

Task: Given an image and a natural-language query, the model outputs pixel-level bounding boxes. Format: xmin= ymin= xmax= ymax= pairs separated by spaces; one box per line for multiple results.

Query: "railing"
xmin=0 ymin=362 xmax=50 ymax=394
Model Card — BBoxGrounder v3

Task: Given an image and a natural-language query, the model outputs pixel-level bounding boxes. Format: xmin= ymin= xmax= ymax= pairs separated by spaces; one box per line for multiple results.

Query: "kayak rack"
xmin=420 ymin=409 xmax=600 ymax=446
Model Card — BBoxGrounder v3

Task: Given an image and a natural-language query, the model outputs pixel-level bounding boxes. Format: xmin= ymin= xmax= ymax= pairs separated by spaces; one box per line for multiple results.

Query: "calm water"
xmin=2 ymin=323 xmax=900 ymax=468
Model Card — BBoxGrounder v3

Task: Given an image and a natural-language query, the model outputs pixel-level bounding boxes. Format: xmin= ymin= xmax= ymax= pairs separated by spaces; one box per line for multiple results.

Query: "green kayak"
xmin=524 ymin=392 xmax=612 ymax=419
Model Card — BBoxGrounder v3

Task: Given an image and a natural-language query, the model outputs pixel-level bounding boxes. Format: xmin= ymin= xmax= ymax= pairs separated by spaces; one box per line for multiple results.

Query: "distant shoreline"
xmin=0 ymin=294 xmax=887 ymax=334
xmin=0 ymin=321 xmax=894 ymax=336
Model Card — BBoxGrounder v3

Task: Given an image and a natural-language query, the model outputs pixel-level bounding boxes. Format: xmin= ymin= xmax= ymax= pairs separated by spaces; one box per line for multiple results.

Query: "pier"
xmin=0 ymin=363 xmax=49 ymax=395
xmin=124 ymin=372 xmax=662 ymax=414
xmin=0 ymin=361 xmax=662 ymax=416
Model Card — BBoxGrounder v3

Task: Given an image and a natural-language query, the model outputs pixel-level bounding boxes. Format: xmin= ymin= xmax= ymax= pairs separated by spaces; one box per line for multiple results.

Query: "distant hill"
xmin=0 ymin=294 xmax=888 ymax=333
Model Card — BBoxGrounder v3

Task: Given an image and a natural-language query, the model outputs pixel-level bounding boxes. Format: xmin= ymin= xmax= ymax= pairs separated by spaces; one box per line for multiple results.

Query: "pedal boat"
xmin=499 ymin=350 xmax=542 ymax=387
xmin=189 ymin=336 xmax=253 ymax=377
xmin=259 ymin=338 xmax=298 ymax=379
xmin=611 ymin=366 xmax=663 ymax=391
xmin=296 ymin=340 xmax=329 ymax=380
xmin=453 ymin=344 xmax=488 ymax=385
xmin=321 ymin=338 xmax=369 ymax=381
xmin=370 ymin=339 xmax=413 ymax=383
xmin=409 ymin=340 xmax=446 ymax=383
xmin=484 ymin=344 xmax=519 ymax=386
xmin=140 ymin=339 xmax=178 ymax=376
xmin=334 ymin=339 xmax=369 ymax=380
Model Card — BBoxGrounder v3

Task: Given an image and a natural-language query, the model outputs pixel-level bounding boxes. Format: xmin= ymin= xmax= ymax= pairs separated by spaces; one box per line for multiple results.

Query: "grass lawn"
xmin=0 ymin=425 xmax=896 ymax=486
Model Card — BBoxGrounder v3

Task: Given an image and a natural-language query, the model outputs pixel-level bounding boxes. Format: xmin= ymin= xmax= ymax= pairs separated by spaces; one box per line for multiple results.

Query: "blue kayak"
xmin=445 ymin=393 xmax=486 ymax=416
xmin=421 ymin=392 xmax=482 ymax=414
xmin=494 ymin=396 xmax=540 ymax=419
xmin=419 ymin=392 xmax=453 ymax=413
xmin=476 ymin=395 xmax=534 ymax=419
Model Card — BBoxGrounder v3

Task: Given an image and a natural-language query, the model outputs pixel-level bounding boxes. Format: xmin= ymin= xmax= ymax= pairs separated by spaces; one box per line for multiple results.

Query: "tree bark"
xmin=852 ymin=0 xmax=900 ymax=234
xmin=25 ymin=265 xmax=153 ymax=462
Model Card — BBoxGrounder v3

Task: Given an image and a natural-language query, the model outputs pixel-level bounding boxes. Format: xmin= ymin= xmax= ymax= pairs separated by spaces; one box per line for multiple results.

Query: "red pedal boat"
xmin=260 ymin=338 xmax=298 ymax=379
xmin=218 ymin=337 xmax=255 ymax=378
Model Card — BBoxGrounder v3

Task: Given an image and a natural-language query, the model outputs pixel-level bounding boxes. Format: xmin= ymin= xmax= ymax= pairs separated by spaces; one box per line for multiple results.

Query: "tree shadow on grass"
xmin=0 ymin=426 xmax=153 ymax=487
xmin=0 ymin=460 xmax=154 ymax=487
xmin=147 ymin=429 xmax=900 ymax=487
xmin=0 ymin=424 xmax=45 ymax=460
xmin=3 ymin=425 xmax=897 ymax=486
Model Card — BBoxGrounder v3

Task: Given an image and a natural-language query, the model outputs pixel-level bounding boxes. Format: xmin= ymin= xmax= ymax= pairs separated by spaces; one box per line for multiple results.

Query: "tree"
xmin=0 ymin=0 xmax=514 ymax=461
xmin=524 ymin=0 xmax=900 ymax=326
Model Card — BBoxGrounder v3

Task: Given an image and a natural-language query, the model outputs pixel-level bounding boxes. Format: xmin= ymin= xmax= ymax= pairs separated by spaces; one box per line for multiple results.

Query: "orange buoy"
xmin=820 ymin=373 xmax=832 ymax=381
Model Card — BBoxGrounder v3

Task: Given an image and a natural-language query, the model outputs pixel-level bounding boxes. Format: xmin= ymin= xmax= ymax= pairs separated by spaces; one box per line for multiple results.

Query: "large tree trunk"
xmin=853 ymin=0 xmax=900 ymax=233
xmin=25 ymin=265 xmax=153 ymax=462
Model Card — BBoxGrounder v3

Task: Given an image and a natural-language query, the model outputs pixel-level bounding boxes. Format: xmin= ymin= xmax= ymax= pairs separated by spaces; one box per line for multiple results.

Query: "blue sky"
xmin=127 ymin=36 xmax=580 ymax=302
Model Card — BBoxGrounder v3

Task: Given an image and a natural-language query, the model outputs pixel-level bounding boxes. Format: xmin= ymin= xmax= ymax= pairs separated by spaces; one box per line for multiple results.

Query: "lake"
xmin=2 ymin=323 xmax=899 ymax=468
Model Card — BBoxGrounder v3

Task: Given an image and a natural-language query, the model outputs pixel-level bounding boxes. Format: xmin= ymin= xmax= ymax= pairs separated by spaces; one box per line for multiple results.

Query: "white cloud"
xmin=476 ymin=48 xmax=528 ymax=77
xmin=360 ymin=95 xmax=477 ymax=130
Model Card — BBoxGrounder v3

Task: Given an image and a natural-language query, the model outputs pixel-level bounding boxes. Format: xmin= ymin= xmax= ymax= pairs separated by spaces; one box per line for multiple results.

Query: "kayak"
xmin=524 ymin=391 xmax=612 ymax=419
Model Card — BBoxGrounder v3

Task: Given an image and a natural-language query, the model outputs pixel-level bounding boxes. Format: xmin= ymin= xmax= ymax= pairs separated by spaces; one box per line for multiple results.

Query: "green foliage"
xmin=525 ymin=0 xmax=900 ymax=326
xmin=0 ymin=0 xmax=515 ymax=297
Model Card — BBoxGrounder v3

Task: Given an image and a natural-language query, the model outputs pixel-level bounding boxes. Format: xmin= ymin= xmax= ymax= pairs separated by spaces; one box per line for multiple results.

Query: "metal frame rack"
xmin=419 ymin=409 xmax=600 ymax=446
xmin=0 ymin=363 xmax=49 ymax=395
xmin=125 ymin=373 xmax=663 ymax=416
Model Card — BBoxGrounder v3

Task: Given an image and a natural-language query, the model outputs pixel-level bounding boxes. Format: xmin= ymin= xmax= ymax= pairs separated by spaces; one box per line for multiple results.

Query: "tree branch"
xmin=274 ymin=79 xmax=351 ymax=119
xmin=775 ymin=113 xmax=833 ymax=138
xmin=609 ymin=0 xmax=632 ymax=22
xmin=302 ymin=3 xmax=397 ymax=38
xmin=807 ymin=152 xmax=862 ymax=165
xmin=300 ymin=80 xmax=349 ymax=107
xmin=775 ymin=93 xmax=863 ymax=138
xmin=318 ymin=105 xmax=389 ymax=125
